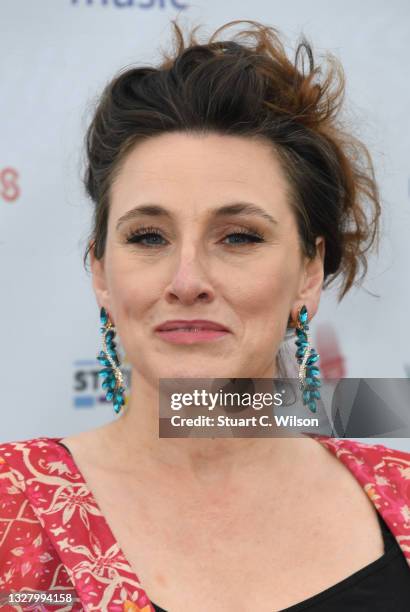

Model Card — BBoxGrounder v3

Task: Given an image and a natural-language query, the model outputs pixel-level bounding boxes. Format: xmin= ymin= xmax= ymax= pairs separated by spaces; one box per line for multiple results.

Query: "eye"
xmin=222 ymin=229 xmax=265 ymax=245
xmin=125 ymin=226 xmax=168 ymax=247
xmin=124 ymin=225 xmax=265 ymax=248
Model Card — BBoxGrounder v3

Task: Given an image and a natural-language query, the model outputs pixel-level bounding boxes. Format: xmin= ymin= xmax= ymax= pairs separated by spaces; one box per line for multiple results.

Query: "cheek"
xmin=228 ymin=258 xmax=299 ymax=347
xmin=105 ymin=252 xmax=156 ymax=321
xmin=230 ymin=261 xmax=293 ymax=315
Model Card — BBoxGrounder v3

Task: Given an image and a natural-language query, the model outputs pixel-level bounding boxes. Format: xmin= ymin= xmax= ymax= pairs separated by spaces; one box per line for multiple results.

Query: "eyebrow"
xmin=115 ymin=202 xmax=278 ymax=231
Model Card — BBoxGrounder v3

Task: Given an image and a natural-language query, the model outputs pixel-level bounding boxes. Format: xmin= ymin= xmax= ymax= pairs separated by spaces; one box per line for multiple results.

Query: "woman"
xmin=1 ymin=18 xmax=410 ymax=612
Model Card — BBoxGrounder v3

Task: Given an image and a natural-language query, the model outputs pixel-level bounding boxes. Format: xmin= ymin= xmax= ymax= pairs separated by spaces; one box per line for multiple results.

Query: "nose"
xmin=164 ymin=247 xmax=215 ymax=306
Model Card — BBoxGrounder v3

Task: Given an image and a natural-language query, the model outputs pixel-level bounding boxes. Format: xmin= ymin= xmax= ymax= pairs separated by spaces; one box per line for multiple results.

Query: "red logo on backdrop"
xmin=316 ymin=323 xmax=347 ymax=378
xmin=0 ymin=167 xmax=20 ymax=202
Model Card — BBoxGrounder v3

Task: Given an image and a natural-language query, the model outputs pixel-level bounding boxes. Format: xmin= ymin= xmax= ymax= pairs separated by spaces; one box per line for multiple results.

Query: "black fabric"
xmin=151 ymin=514 xmax=410 ymax=612
xmin=56 ymin=441 xmax=410 ymax=611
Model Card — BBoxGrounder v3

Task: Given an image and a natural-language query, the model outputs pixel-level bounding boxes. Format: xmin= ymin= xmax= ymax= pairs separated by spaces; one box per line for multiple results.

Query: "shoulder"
xmin=315 ymin=435 xmax=410 ymax=498
xmin=0 ymin=438 xmax=75 ymax=593
xmin=0 ymin=435 xmax=73 ymax=534
xmin=0 ymin=436 xmax=54 ymax=454
xmin=0 ymin=436 xmax=62 ymax=470
xmin=315 ymin=436 xmax=410 ymax=542
xmin=0 ymin=437 xmax=56 ymax=495
xmin=315 ymin=435 xmax=410 ymax=463
xmin=0 ymin=437 xmax=73 ymax=497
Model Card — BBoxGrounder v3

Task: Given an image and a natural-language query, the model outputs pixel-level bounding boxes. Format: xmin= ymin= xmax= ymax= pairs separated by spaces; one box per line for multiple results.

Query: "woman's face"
xmin=91 ymin=132 xmax=324 ymax=381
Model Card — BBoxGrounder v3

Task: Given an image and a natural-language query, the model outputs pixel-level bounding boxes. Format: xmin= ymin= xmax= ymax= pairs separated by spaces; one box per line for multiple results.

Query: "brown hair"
xmin=82 ymin=18 xmax=381 ymax=302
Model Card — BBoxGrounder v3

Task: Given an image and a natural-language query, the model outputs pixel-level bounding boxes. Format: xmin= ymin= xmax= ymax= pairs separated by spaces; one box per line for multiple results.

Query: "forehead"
xmin=109 ymin=131 xmax=292 ymax=220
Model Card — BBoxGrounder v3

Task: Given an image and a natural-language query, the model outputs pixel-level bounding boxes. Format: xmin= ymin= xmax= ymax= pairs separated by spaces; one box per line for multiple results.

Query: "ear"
xmin=293 ymin=236 xmax=325 ymax=322
xmin=89 ymin=241 xmax=111 ymax=315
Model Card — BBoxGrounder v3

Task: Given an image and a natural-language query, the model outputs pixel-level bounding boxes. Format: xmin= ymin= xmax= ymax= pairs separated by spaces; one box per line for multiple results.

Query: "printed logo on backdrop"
xmin=73 ymin=357 xmax=131 ymax=409
xmin=317 ymin=322 xmax=410 ymax=379
xmin=71 ymin=0 xmax=188 ymax=9
xmin=316 ymin=323 xmax=347 ymax=378
xmin=0 ymin=167 xmax=20 ymax=202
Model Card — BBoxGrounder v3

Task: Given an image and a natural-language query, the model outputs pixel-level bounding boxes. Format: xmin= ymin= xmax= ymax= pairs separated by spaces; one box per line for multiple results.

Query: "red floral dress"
xmin=0 ymin=435 xmax=410 ymax=611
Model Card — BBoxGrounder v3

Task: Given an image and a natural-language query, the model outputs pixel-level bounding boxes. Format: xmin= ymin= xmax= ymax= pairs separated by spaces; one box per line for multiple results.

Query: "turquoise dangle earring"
xmin=293 ymin=305 xmax=321 ymax=413
xmin=97 ymin=307 xmax=127 ymax=415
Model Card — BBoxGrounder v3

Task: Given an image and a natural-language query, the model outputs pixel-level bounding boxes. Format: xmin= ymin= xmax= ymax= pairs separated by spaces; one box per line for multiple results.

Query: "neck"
xmin=97 ymin=366 xmax=318 ymax=487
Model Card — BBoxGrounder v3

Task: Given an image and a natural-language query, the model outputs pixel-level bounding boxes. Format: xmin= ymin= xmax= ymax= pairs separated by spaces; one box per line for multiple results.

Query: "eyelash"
xmin=124 ymin=225 xmax=265 ymax=247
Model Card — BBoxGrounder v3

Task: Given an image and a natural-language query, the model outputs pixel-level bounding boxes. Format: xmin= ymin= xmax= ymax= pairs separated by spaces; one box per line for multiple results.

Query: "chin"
xmin=155 ymin=363 xmax=234 ymax=380
xmin=161 ymin=369 xmax=225 ymax=380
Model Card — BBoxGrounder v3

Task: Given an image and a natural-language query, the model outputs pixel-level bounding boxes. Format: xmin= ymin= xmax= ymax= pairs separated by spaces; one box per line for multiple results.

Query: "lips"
xmin=155 ymin=319 xmax=229 ymax=332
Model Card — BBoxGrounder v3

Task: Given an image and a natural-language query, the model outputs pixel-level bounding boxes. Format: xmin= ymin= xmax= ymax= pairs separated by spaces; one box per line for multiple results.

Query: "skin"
xmin=89 ymin=131 xmax=326 ymax=486
xmin=62 ymin=134 xmax=386 ymax=609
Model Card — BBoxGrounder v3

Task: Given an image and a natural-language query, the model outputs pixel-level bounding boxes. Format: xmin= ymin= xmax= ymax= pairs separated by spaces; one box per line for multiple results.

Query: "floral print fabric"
xmin=0 ymin=435 xmax=409 ymax=611
xmin=0 ymin=438 xmax=150 ymax=612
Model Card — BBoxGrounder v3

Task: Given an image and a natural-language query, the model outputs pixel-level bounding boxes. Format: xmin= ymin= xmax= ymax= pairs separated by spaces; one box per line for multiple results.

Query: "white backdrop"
xmin=1 ymin=0 xmax=409 ymax=449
